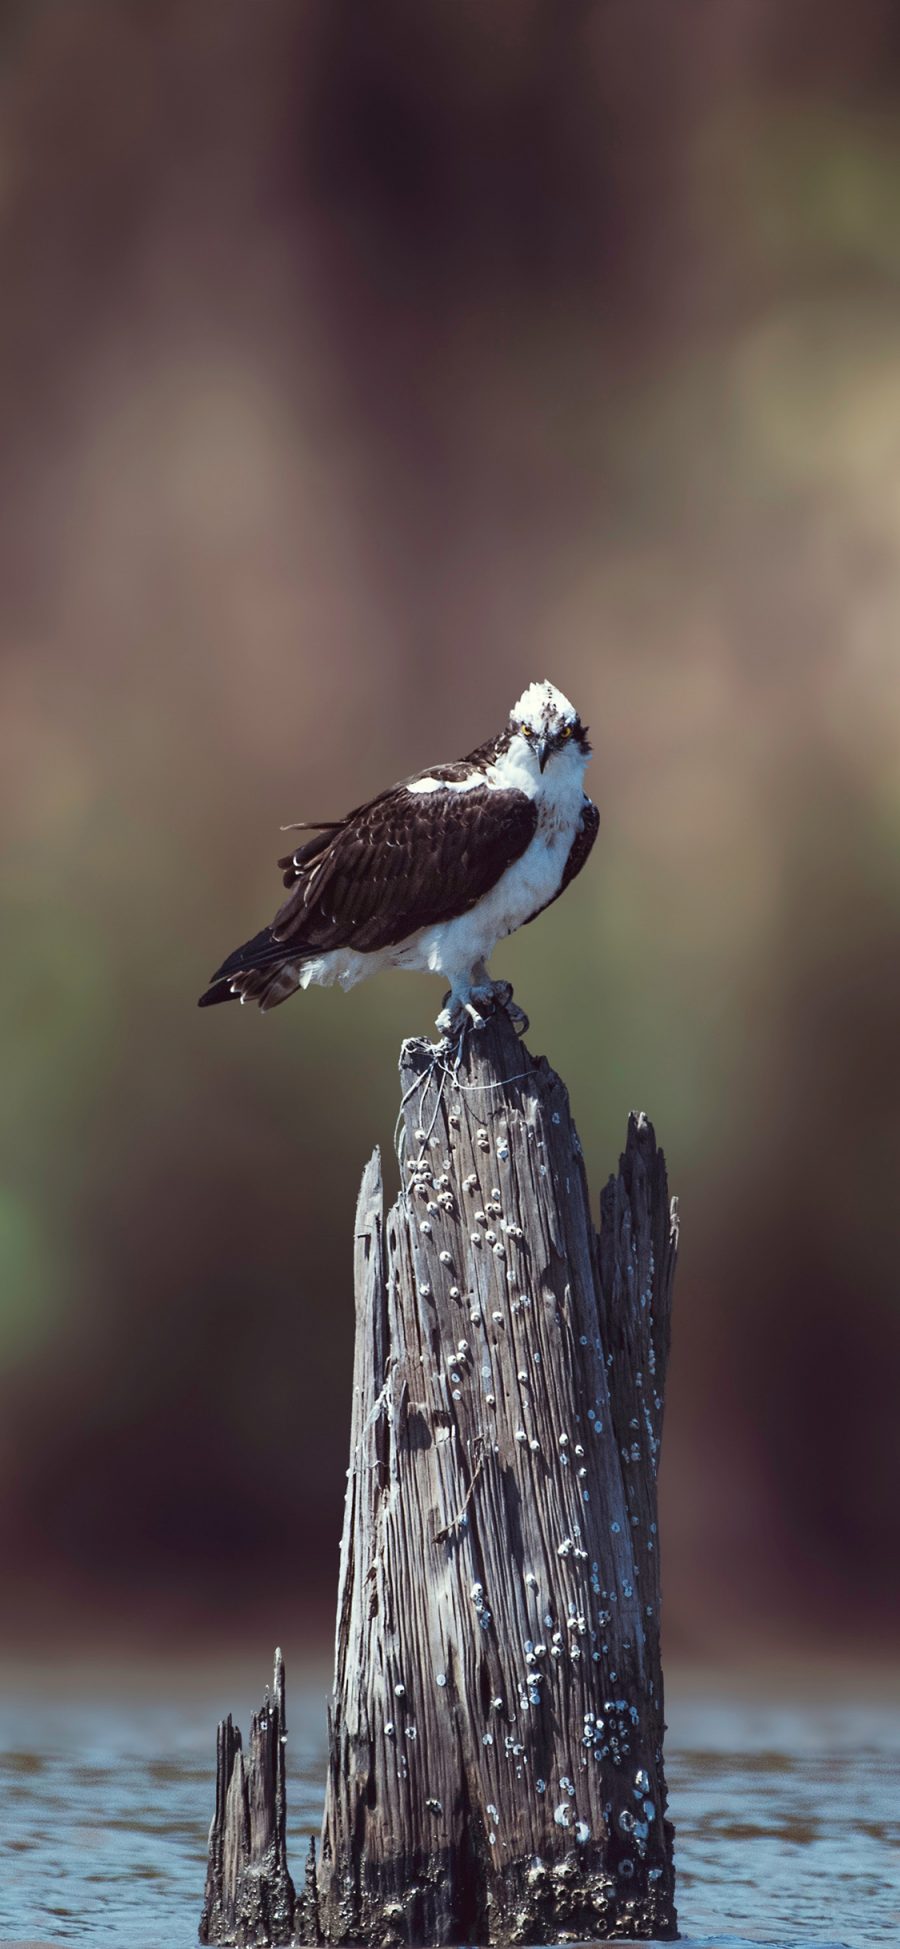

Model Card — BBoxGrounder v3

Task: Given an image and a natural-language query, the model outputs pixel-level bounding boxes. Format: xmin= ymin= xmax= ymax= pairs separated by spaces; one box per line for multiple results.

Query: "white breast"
xmin=405 ymin=749 xmax=589 ymax=981
xmin=296 ymin=740 xmax=590 ymax=995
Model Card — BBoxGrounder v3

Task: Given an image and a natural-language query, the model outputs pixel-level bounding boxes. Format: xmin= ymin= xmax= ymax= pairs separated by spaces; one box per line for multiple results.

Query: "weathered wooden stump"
xmin=316 ymin=1010 xmax=678 ymax=1943
xmin=200 ymin=1649 xmax=299 ymax=1948
xmin=200 ymin=1009 xmax=678 ymax=1946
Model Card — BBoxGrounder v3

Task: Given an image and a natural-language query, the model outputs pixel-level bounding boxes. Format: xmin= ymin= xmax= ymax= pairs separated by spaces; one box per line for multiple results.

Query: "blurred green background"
xmin=0 ymin=0 xmax=898 ymax=1669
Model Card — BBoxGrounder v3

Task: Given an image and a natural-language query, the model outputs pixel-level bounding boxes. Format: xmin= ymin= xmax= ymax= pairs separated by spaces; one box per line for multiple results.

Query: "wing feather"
xmin=272 ymin=783 xmax=538 ymax=954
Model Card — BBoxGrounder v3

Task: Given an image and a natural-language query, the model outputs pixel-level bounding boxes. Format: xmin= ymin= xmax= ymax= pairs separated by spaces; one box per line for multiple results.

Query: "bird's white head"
xmin=508 ymin=680 xmax=591 ymax=777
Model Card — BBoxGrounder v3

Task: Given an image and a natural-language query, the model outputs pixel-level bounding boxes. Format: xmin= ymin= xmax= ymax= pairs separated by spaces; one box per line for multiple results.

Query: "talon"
xmin=436 ymin=975 xmax=529 ymax=1039
xmin=498 ymin=984 xmax=529 ymax=1034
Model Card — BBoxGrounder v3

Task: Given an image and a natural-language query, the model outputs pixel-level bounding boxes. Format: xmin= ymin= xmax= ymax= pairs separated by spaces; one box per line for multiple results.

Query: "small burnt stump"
xmin=200 ymin=1649 xmax=297 ymax=1947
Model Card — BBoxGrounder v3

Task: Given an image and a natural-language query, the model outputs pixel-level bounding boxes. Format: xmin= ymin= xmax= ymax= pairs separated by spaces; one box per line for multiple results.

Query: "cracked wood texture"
xmin=200 ymin=1649 xmax=298 ymax=1947
xmin=316 ymin=1011 xmax=678 ymax=1945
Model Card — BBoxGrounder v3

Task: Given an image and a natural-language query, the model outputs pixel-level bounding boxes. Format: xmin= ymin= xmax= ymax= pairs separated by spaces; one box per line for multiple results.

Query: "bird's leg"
xmin=467 ymin=959 xmax=496 ymax=1013
xmin=471 ymin=962 xmax=530 ymax=1035
xmin=435 ymin=983 xmax=491 ymax=1039
xmin=435 ymin=964 xmax=530 ymax=1039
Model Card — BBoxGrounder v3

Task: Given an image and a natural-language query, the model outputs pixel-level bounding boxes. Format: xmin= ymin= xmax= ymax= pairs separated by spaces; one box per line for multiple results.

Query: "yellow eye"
xmin=519 ymin=723 xmax=533 ymax=737
xmin=561 ymin=724 xmax=572 ymax=738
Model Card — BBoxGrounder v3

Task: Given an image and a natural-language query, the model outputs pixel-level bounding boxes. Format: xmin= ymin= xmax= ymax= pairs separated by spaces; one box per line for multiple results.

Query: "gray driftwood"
xmin=200 ymin=1648 xmax=297 ymax=1947
xmin=315 ymin=1009 xmax=678 ymax=1943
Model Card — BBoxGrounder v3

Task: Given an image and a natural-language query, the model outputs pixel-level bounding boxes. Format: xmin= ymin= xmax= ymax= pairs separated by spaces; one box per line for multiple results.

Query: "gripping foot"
xmin=435 ymin=979 xmax=529 ymax=1041
xmin=490 ymin=980 xmax=530 ymax=1036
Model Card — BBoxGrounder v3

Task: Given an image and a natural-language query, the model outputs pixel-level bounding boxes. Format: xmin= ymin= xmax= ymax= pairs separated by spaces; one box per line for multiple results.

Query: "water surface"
xmin=0 ymin=1669 xmax=896 ymax=1946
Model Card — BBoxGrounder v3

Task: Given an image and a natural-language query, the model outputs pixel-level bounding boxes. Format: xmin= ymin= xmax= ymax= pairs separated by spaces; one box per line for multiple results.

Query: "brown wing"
xmin=199 ymin=780 xmax=539 ymax=1006
xmin=271 ymin=783 xmax=538 ymax=954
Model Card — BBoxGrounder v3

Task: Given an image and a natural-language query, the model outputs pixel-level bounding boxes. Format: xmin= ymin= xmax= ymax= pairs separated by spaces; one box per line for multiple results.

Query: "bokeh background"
xmin=1 ymin=0 xmax=898 ymax=1676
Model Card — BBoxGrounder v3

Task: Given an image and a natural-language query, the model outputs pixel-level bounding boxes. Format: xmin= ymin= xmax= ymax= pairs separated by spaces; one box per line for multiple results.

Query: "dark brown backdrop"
xmin=1 ymin=0 xmax=898 ymax=1666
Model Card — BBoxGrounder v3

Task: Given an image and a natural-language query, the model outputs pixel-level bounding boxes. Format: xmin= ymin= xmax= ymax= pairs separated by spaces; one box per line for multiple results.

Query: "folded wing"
xmin=199 ymin=781 xmax=538 ymax=1005
xmin=272 ymin=783 xmax=538 ymax=952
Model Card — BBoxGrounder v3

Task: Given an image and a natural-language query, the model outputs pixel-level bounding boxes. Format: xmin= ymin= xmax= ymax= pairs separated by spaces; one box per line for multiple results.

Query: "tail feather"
xmin=196 ymin=979 xmax=237 ymax=1008
xmin=197 ymin=926 xmax=304 ymax=1010
xmin=211 ymin=925 xmax=284 ymax=982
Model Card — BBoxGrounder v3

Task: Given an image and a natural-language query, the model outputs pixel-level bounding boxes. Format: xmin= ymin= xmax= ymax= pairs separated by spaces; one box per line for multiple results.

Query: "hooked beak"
xmin=537 ymin=734 xmax=551 ymax=772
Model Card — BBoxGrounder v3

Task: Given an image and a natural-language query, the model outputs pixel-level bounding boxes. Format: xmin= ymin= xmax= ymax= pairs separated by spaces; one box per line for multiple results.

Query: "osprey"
xmin=199 ymin=680 xmax=598 ymax=1035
